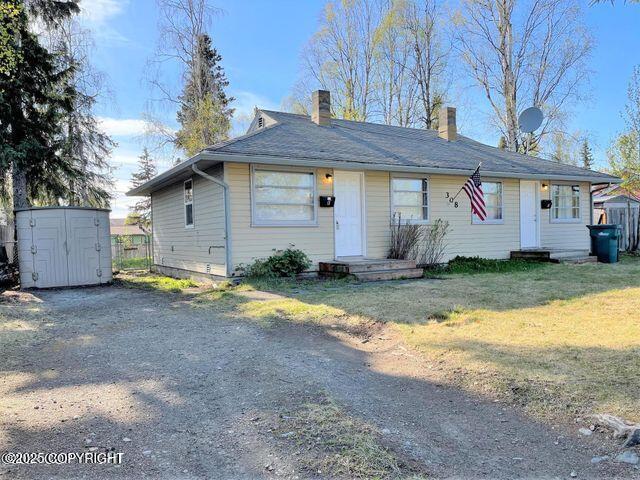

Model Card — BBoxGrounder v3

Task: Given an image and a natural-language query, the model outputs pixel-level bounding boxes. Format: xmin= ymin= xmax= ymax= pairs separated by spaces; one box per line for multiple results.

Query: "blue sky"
xmin=79 ymin=0 xmax=640 ymax=218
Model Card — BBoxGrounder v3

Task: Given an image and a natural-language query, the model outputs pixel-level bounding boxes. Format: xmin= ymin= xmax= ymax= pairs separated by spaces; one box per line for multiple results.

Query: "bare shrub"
xmin=388 ymin=213 xmax=422 ymax=260
xmin=417 ymin=218 xmax=450 ymax=266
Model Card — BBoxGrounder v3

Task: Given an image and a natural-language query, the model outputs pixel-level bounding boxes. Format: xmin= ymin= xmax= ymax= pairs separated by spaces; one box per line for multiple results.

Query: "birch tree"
xmin=301 ymin=0 xmax=379 ymax=121
xmin=403 ymin=0 xmax=447 ymax=128
xmin=454 ymin=0 xmax=592 ymax=153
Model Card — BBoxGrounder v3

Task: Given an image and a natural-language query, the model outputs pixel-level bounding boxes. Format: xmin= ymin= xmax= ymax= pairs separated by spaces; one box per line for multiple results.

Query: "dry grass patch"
xmin=256 ymin=257 xmax=640 ymax=422
xmin=277 ymin=394 xmax=426 ymax=479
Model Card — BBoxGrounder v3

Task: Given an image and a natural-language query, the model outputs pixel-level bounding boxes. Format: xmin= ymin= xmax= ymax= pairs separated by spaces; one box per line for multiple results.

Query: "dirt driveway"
xmin=1 ymin=285 xmax=637 ymax=479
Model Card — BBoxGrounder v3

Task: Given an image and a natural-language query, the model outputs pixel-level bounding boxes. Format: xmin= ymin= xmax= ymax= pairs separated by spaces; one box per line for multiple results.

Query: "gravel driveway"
xmin=1 ymin=285 xmax=637 ymax=479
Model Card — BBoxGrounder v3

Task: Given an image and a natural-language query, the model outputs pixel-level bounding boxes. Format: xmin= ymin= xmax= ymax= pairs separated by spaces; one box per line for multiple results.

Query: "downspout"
xmin=192 ymin=163 xmax=233 ymax=277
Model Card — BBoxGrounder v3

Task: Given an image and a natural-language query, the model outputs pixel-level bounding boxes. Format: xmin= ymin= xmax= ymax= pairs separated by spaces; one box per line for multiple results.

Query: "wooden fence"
xmin=0 ymin=223 xmax=15 ymax=263
xmin=604 ymin=204 xmax=640 ymax=252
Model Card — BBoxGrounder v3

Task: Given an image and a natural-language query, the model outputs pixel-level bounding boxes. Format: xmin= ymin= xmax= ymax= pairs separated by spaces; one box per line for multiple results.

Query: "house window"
xmin=391 ymin=177 xmax=428 ymax=222
xmin=551 ymin=184 xmax=580 ymax=221
xmin=184 ymin=179 xmax=194 ymax=228
xmin=252 ymin=168 xmax=316 ymax=225
xmin=473 ymin=181 xmax=503 ymax=223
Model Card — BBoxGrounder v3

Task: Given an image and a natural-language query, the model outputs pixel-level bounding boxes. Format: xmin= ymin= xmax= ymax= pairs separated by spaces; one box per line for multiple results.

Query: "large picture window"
xmin=551 ymin=184 xmax=580 ymax=221
xmin=252 ymin=168 xmax=316 ymax=225
xmin=391 ymin=177 xmax=429 ymax=223
xmin=473 ymin=181 xmax=503 ymax=223
xmin=184 ymin=179 xmax=194 ymax=228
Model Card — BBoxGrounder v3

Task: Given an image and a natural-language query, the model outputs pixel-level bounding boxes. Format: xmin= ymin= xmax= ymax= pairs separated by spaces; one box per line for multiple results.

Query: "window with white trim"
xmin=252 ymin=168 xmax=316 ymax=225
xmin=184 ymin=179 xmax=194 ymax=227
xmin=473 ymin=181 xmax=503 ymax=223
xmin=551 ymin=184 xmax=580 ymax=221
xmin=391 ymin=177 xmax=428 ymax=222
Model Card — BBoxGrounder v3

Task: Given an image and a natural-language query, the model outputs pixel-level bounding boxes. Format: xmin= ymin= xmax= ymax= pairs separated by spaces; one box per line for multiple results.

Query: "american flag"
xmin=462 ymin=165 xmax=486 ymax=221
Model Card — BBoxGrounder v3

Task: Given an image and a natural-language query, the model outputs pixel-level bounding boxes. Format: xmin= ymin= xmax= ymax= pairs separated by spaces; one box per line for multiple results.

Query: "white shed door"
xmin=65 ymin=209 xmax=101 ymax=286
xmin=334 ymin=171 xmax=364 ymax=257
xmin=520 ymin=180 xmax=539 ymax=248
xmin=31 ymin=210 xmax=69 ymax=288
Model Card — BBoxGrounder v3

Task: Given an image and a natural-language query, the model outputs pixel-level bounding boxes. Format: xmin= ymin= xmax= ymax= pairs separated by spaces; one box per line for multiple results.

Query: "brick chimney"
xmin=312 ymin=90 xmax=331 ymax=126
xmin=438 ymin=106 xmax=457 ymax=141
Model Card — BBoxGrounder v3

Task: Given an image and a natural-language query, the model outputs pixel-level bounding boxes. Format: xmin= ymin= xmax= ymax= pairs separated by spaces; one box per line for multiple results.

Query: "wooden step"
xmin=352 ymin=268 xmax=424 ymax=282
xmin=319 ymin=259 xmax=416 ymax=274
xmin=510 ymin=250 xmax=551 ymax=261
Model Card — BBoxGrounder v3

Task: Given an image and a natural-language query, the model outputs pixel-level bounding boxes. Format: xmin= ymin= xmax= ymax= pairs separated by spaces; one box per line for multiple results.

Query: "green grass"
xmin=113 ymin=257 xmax=150 ymax=270
xmin=433 ymin=255 xmax=545 ymax=275
xmin=116 ymin=272 xmax=198 ymax=293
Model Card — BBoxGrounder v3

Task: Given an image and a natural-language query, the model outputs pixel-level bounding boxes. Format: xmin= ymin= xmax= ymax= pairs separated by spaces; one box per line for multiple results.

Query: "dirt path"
xmin=0 ymin=286 xmax=637 ymax=479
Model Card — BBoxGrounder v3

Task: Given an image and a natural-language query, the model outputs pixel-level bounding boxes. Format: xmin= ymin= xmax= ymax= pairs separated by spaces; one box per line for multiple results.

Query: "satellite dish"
xmin=518 ymin=107 xmax=544 ymax=133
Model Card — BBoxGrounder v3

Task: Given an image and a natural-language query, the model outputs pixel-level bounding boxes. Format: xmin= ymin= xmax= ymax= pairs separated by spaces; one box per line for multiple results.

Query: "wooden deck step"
xmin=352 ymin=268 xmax=424 ymax=282
xmin=318 ymin=258 xmax=422 ymax=282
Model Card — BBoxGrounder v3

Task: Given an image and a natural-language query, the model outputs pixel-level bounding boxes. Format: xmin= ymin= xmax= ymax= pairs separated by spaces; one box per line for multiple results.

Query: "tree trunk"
xmin=12 ymin=164 xmax=28 ymax=211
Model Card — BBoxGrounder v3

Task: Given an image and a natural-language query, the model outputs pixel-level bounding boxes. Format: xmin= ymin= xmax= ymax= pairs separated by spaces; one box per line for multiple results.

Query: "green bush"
xmin=443 ymin=255 xmax=545 ymax=274
xmin=242 ymin=248 xmax=312 ymax=278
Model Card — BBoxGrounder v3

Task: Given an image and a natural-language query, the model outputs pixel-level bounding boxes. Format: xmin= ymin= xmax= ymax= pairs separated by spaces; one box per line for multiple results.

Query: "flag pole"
xmin=451 ymin=162 xmax=482 ymax=201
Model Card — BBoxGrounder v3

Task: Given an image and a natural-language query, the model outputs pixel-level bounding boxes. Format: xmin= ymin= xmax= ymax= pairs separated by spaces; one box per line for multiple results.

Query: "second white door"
xmin=334 ymin=171 xmax=364 ymax=257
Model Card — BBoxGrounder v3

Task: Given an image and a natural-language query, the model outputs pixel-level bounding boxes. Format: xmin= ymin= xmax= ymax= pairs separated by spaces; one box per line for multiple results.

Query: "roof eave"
xmin=126 ymin=152 xmax=220 ymax=196
xmin=197 ymin=151 xmax=622 ymax=184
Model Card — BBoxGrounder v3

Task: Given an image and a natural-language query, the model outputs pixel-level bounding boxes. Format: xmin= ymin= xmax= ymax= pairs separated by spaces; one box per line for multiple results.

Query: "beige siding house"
xmin=128 ymin=91 xmax=619 ymax=280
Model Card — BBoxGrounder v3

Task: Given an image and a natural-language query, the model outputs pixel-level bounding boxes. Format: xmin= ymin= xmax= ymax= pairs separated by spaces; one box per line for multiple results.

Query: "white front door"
xmin=520 ymin=180 xmax=539 ymax=248
xmin=334 ymin=171 xmax=364 ymax=257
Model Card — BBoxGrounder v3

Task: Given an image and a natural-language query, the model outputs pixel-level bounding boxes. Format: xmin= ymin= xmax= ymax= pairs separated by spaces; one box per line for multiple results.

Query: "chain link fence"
xmin=111 ymin=235 xmax=151 ymax=271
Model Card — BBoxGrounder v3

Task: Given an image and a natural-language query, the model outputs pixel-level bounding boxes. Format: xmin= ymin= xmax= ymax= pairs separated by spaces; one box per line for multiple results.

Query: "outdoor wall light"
xmin=323 ymin=173 xmax=334 ymax=184
xmin=541 ymin=183 xmax=549 ymax=191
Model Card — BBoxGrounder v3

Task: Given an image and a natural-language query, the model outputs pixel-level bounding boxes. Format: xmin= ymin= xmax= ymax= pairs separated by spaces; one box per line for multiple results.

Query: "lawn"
xmin=236 ymin=256 xmax=640 ymax=423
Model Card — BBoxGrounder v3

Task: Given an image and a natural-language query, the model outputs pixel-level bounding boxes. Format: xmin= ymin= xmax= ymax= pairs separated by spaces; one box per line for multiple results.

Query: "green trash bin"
xmin=587 ymin=224 xmax=620 ymax=263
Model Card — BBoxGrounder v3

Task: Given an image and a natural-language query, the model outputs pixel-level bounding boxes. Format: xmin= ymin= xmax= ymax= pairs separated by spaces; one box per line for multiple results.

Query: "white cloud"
xmin=80 ymin=0 xmax=126 ymax=23
xmin=98 ymin=117 xmax=150 ymax=137
xmin=80 ymin=0 xmax=129 ymax=43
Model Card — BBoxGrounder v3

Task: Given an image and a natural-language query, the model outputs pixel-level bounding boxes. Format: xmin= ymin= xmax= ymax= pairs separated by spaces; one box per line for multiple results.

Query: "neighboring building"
xmin=110 ymin=218 xmax=148 ymax=245
xmin=592 ymin=184 xmax=640 ymax=223
xmin=128 ymin=90 xmax=620 ymax=279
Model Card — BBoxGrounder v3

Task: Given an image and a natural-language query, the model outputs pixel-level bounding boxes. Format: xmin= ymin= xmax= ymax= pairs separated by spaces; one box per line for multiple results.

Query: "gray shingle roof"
xmin=128 ymin=109 xmax=619 ymax=196
xmin=206 ymin=110 xmax=617 ymax=182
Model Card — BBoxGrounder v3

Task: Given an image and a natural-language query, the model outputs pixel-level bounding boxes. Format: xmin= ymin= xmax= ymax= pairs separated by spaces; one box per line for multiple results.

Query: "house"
xmin=109 ymin=218 xmax=148 ymax=246
xmin=592 ymin=184 xmax=640 ymax=222
xmin=592 ymin=184 xmax=640 ymax=251
xmin=127 ymin=90 xmax=620 ymax=280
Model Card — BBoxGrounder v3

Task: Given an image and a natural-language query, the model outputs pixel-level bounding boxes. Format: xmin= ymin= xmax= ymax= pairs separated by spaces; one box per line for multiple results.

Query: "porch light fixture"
xmin=541 ymin=183 xmax=549 ymax=191
xmin=323 ymin=173 xmax=333 ymax=184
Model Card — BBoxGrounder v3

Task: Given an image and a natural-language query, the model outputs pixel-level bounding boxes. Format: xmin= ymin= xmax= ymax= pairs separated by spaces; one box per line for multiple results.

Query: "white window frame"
xmin=184 ymin=178 xmax=194 ymax=229
xmin=250 ymin=165 xmax=318 ymax=227
xmin=472 ymin=180 xmax=504 ymax=225
xmin=550 ymin=183 xmax=581 ymax=223
xmin=390 ymin=176 xmax=430 ymax=224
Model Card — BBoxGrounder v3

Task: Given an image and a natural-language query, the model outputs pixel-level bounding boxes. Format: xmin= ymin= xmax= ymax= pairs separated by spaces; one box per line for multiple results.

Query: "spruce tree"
xmin=0 ymin=0 xmax=80 ymax=211
xmin=175 ymin=34 xmax=234 ymax=156
xmin=129 ymin=148 xmax=157 ymax=232
xmin=580 ymin=139 xmax=594 ymax=170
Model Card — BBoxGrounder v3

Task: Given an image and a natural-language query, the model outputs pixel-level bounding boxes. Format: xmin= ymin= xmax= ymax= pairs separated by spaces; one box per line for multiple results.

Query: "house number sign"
xmin=445 ymin=192 xmax=459 ymax=208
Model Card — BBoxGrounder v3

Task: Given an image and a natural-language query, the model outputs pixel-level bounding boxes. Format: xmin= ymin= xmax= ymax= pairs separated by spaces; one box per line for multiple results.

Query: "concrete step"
xmin=549 ymin=250 xmax=591 ymax=260
xmin=319 ymin=259 xmax=416 ymax=274
xmin=557 ymin=255 xmax=598 ymax=264
xmin=352 ymin=268 xmax=424 ymax=282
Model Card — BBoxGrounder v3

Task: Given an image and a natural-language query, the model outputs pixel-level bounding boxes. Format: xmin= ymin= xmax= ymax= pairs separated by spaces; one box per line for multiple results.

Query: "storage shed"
xmin=16 ymin=207 xmax=112 ymax=289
